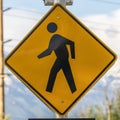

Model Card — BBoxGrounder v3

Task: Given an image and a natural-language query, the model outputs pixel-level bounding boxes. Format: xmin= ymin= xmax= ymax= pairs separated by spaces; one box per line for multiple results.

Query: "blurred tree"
xmin=74 ymin=84 xmax=120 ymax=120
xmin=111 ymin=89 xmax=120 ymax=120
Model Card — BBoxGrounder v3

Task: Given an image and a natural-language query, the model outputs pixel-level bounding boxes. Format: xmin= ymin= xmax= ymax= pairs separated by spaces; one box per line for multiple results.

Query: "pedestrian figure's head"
xmin=47 ymin=22 xmax=57 ymax=33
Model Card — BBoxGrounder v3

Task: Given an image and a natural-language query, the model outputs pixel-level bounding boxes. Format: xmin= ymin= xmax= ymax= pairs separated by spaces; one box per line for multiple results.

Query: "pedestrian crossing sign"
xmin=5 ymin=4 xmax=117 ymax=115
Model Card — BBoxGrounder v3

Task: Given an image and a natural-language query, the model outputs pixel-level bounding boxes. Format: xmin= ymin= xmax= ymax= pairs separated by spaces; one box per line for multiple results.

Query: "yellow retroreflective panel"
xmin=5 ymin=4 xmax=117 ymax=115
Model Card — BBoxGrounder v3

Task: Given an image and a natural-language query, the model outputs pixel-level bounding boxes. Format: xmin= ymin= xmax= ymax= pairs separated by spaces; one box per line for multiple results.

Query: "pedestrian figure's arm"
xmin=38 ymin=38 xmax=55 ymax=59
xmin=67 ymin=40 xmax=75 ymax=59
xmin=37 ymin=49 xmax=52 ymax=59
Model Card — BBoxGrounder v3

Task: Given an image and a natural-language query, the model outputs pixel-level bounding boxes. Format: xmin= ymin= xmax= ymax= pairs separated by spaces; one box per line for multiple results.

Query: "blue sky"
xmin=3 ymin=0 xmax=120 ymax=119
xmin=3 ymin=0 xmax=120 ymax=25
xmin=3 ymin=0 xmax=120 ymax=16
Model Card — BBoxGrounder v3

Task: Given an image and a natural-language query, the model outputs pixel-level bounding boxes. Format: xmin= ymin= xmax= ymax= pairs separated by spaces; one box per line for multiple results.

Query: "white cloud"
xmin=111 ymin=79 xmax=120 ymax=90
xmin=81 ymin=9 xmax=120 ymax=56
xmin=4 ymin=75 xmax=13 ymax=86
xmin=81 ymin=9 xmax=120 ymax=89
xmin=5 ymin=87 xmax=9 ymax=94
xmin=3 ymin=9 xmax=41 ymax=54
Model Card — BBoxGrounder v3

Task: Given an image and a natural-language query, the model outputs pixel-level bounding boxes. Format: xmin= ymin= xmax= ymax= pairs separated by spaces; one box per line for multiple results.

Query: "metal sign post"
xmin=43 ymin=0 xmax=73 ymax=6
xmin=56 ymin=113 xmax=68 ymax=118
xmin=55 ymin=1 xmax=67 ymax=118
xmin=42 ymin=0 xmax=68 ymax=118
xmin=57 ymin=0 xmax=66 ymax=6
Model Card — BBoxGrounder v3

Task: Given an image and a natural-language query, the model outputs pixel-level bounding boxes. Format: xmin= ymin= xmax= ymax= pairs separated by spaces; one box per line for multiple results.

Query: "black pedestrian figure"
xmin=38 ymin=22 xmax=76 ymax=93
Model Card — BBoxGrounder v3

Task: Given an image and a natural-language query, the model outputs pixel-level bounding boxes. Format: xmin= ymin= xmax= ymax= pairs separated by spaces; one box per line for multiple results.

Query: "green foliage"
xmin=87 ymin=106 xmax=106 ymax=120
xmin=4 ymin=115 xmax=10 ymax=120
xmin=0 ymin=114 xmax=10 ymax=120
xmin=77 ymin=89 xmax=120 ymax=120
xmin=111 ymin=90 xmax=120 ymax=120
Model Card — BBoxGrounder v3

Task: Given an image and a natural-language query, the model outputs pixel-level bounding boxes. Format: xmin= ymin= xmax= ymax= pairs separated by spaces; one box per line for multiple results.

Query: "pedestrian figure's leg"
xmin=46 ymin=59 xmax=61 ymax=92
xmin=62 ymin=60 xmax=76 ymax=93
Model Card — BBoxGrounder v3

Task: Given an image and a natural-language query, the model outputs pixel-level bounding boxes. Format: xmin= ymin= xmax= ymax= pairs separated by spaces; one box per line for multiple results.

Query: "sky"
xmin=3 ymin=0 xmax=120 ymax=119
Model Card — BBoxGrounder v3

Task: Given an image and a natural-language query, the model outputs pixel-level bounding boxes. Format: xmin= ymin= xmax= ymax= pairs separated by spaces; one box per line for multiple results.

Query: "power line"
xmin=90 ymin=27 xmax=120 ymax=33
xmin=3 ymin=7 xmax=12 ymax=12
xmin=3 ymin=6 xmax=46 ymax=21
xmin=92 ymin=0 xmax=120 ymax=5
xmin=3 ymin=6 xmax=45 ymax=15
xmin=4 ymin=14 xmax=39 ymax=21
xmin=81 ymin=19 xmax=120 ymax=27
xmin=3 ymin=39 xmax=12 ymax=44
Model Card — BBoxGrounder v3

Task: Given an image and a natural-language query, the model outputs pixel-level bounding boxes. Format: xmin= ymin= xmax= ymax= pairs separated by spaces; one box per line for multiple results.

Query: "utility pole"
xmin=0 ymin=0 xmax=4 ymax=119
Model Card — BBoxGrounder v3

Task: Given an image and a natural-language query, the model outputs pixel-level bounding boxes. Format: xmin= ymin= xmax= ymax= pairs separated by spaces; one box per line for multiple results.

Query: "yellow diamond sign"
xmin=5 ymin=4 xmax=117 ymax=115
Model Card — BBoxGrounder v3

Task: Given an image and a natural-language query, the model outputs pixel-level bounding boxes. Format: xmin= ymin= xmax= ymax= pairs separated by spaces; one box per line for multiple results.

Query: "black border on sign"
xmin=5 ymin=4 xmax=117 ymax=115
